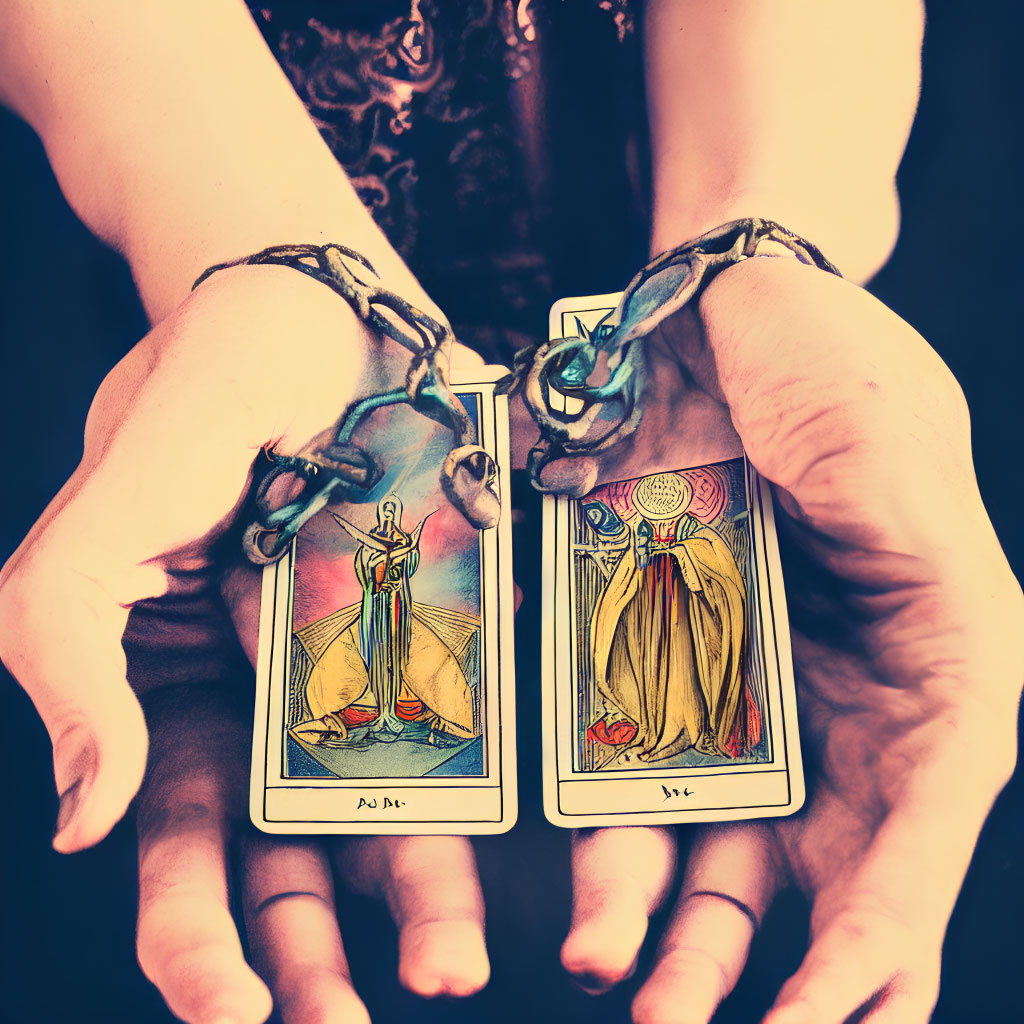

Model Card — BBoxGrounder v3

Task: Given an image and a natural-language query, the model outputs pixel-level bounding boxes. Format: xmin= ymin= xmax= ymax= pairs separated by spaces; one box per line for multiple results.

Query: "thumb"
xmin=0 ymin=268 xmax=384 ymax=854
xmin=0 ymin=543 xmax=148 ymax=853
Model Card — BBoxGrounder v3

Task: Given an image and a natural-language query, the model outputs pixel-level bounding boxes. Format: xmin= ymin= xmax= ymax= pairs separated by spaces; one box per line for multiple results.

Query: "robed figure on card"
xmin=289 ymin=494 xmax=477 ymax=752
xmin=584 ymin=473 xmax=757 ymax=764
xmin=577 ymin=466 xmax=763 ymax=772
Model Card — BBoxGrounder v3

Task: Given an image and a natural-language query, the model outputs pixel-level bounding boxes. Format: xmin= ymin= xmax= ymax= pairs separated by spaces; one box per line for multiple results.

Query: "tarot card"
xmin=251 ymin=377 xmax=516 ymax=834
xmin=542 ymin=295 xmax=804 ymax=827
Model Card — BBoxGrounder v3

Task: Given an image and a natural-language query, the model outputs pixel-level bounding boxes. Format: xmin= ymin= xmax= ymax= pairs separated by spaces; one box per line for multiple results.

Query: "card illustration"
xmin=288 ymin=489 xmax=483 ymax=780
xmin=574 ymin=460 xmax=766 ymax=772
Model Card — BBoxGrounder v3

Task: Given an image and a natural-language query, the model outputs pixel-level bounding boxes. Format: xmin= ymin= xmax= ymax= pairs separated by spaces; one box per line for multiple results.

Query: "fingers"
xmin=761 ymin=905 xmax=941 ymax=1024
xmin=340 ymin=835 xmax=490 ymax=998
xmin=762 ymin=891 xmax=943 ymax=1023
xmin=761 ymin=934 xmax=940 ymax=1024
xmin=561 ymin=827 xmax=677 ymax=994
xmin=136 ymin=777 xmax=271 ymax=1024
xmin=763 ymin=744 xmax=992 ymax=1024
xmin=631 ymin=823 xmax=779 ymax=1024
xmin=243 ymin=836 xmax=369 ymax=1024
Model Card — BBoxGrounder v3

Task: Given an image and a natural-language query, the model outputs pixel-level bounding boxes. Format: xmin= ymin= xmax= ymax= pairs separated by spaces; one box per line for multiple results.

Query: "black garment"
xmin=250 ymin=0 xmax=648 ymax=361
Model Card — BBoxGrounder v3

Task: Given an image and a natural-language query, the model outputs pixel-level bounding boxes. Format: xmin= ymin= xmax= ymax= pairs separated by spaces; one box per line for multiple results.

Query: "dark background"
xmin=1 ymin=3 xmax=1022 ymax=1021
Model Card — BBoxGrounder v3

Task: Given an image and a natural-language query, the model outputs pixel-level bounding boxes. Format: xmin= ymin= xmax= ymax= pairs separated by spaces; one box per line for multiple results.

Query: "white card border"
xmin=251 ymin=379 xmax=518 ymax=835
xmin=540 ymin=294 xmax=804 ymax=827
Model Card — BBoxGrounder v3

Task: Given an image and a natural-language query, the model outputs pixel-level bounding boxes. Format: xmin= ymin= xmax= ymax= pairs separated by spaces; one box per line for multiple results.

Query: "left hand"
xmin=536 ymin=257 xmax=1023 ymax=1023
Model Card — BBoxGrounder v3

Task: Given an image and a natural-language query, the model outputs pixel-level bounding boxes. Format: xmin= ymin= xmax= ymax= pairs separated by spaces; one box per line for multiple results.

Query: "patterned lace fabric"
xmin=249 ymin=0 xmax=647 ymax=362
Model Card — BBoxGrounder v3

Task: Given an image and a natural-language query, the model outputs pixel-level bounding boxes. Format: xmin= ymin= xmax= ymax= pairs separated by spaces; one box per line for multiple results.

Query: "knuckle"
xmin=137 ymin=937 xmax=232 ymax=992
xmin=136 ymin=791 xmax=225 ymax=854
xmin=134 ymin=927 xmax=194 ymax=987
xmin=660 ymin=944 xmax=732 ymax=998
xmin=400 ymin=915 xmax=484 ymax=951
xmin=137 ymin=876 xmax=221 ymax=922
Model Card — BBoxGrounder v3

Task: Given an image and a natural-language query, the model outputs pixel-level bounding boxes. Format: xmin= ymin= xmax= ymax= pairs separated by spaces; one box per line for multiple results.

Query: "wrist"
xmin=649 ymin=186 xmax=900 ymax=286
xmin=119 ymin=168 xmax=440 ymax=327
xmin=44 ymin=115 xmax=438 ymax=327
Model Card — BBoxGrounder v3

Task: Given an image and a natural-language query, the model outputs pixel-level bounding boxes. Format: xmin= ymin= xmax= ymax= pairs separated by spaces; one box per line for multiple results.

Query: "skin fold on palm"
xmin=552 ymin=256 xmax=1023 ymax=1024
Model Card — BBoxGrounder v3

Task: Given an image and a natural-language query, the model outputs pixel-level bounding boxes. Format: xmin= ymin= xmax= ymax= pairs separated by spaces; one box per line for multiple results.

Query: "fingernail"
xmin=570 ymin=956 xmax=638 ymax=996
xmin=571 ymin=973 xmax=612 ymax=996
xmin=53 ymin=778 xmax=84 ymax=846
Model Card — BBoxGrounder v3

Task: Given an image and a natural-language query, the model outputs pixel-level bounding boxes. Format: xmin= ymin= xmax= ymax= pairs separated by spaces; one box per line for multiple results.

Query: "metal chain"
xmin=193 ymin=243 xmax=499 ymax=563
xmin=497 ymin=218 xmax=842 ymax=489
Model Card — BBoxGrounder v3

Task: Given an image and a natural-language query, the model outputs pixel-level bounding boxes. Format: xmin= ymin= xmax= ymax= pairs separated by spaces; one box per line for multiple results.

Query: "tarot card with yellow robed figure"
xmin=251 ymin=378 xmax=516 ymax=835
xmin=542 ymin=295 xmax=804 ymax=828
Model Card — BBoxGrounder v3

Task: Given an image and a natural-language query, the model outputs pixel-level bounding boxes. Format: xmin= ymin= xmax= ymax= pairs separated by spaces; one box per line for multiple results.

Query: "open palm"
xmin=0 ymin=265 xmax=495 ymax=1024
xmin=555 ymin=257 xmax=1022 ymax=1023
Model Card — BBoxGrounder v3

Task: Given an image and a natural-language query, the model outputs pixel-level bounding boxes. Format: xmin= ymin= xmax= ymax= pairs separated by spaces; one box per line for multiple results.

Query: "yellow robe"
xmin=590 ymin=514 xmax=747 ymax=760
xmin=292 ymin=602 xmax=479 ymax=740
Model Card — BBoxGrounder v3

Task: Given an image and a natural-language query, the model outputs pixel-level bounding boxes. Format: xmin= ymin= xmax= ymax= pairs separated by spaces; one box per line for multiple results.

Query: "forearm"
xmin=0 ymin=0 xmax=430 ymax=323
xmin=644 ymin=0 xmax=924 ymax=282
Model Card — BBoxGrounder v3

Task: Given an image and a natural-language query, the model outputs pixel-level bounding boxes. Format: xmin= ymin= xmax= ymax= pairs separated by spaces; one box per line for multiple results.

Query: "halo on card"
xmin=632 ymin=472 xmax=692 ymax=520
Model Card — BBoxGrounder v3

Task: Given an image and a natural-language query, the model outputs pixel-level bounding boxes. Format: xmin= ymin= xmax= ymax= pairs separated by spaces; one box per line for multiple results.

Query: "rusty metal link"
xmin=193 ymin=243 xmax=499 ymax=564
xmin=498 ymin=218 xmax=841 ymax=489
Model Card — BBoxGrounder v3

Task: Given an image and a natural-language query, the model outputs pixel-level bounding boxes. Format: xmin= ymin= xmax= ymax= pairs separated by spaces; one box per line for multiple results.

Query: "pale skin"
xmin=0 ymin=2 xmax=489 ymax=1020
xmin=555 ymin=7 xmax=1022 ymax=1021
xmin=555 ymin=258 xmax=1023 ymax=1023
xmin=0 ymin=3 xmax=1019 ymax=1024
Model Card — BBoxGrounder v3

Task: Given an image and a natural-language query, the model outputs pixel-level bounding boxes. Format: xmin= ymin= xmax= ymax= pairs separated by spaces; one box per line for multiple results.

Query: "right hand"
xmin=0 ymin=265 xmax=376 ymax=851
xmin=0 ymin=265 xmax=492 ymax=1022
